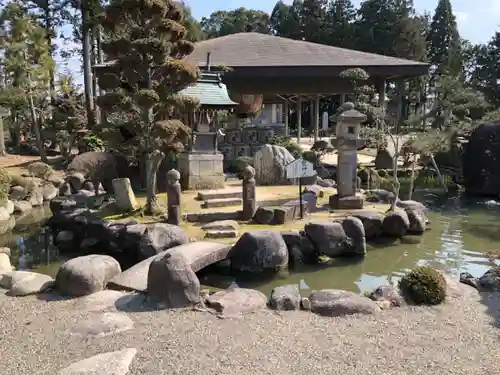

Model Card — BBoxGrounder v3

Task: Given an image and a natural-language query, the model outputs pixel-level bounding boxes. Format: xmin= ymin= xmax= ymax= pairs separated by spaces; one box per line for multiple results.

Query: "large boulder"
xmin=304 ymin=221 xmax=351 ymax=257
xmin=280 ymin=230 xmax=317 ymax=266
xmin=5 ymin=271 xmax=54 ymax=296
xmin=206 ymin=288 xmax=267 ymax=317
xmin=479 ymin=266 xmax=500 ymax=291
xmin=137 ymin=223 xmax=189 ymax=260
xmin=341 ymin=216 xmax=366 ymax=255
xmin=381 ymin=211 xmax=410 ymax=237
xmin=67 ymin=151 xmax=130 ymax=193
xmin=229 ymin=230 xmax=289 ymax=274
xmin=352 ymin=210 xmax=384 ymax=239
xmin=55 ymin=255 xmax=121 ymax=297
xmin=405 ymin=208 xmax=427 ymax=234
xmin=58 ymin=348 xmax=137 ymax=375
xmin=309 ymin=289 xmax=380 ymax=317
xmin=462 ymin=123 xmax=500 ymax=196
xmin=147 ymin=251 xmax=200 ymax=308
xmin=254 ymin=144 xmax=296 ymax=186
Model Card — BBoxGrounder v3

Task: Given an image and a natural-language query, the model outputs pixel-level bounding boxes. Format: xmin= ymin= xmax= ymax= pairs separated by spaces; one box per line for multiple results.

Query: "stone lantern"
xmin=330 ymin=102 xmax=367 ymax=210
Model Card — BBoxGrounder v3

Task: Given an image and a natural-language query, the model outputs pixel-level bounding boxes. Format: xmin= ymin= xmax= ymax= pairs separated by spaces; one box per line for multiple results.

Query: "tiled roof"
xmin=187 ymin=32 xmax=429 ymax=69
xmin=179 ymin=73 xmax=238 ymax=106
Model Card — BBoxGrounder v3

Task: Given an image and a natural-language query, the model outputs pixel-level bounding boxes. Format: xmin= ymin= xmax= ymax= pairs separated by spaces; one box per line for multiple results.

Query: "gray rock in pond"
xmin=82 ymin=180 xmax=95 ymax=192
xmin=365 ymin=189 xmax=395 ymax=203
xmin=309 ymin=289 xmax=380 ymax=317
xmin=269 ymin=284 xmax=301 ymax=310
xmin=9 ymin=185 xmax=26 ymax=201
xmin=138 ymin=223 xmax=189 ymax=260
xmin=28 ymin=187 xmax=44 ymax=207
xmin=7 ymin=271 xmax=54 ymax=296
xmin=280 ymin=230 xmax=317 ymax=265
xmin=460 ymin=272 xmax=479 ymax=290
xmin=58 ymin=348 xmax=137 ymax=375
xmin=206 ymin=288 xmax=267 ymax=317
xmin=382 ymin=211 xmax=409 ymax=237
xmin=253 ymin=206 xmax=275 ymax=224
xmin=59 ymin=182 xmax=72 ymax=196
xmin=42 ymin=184 xmax=58 ymax=201
xmin=368 ymin=285 xmax=404 ymax=307
xmin=304 ymin=221 xmax=349 ymax=257
xmin=13 ymin=200 xmax=32 ymax=214
xmin=4 ymin=200 xmax=14 ymax=215
xmin=479 ymin=266 xmax=500 ymax=291
xmin=352 ymin=210 xmax=384 ymax=239
xmin=229 ymin=230 xmax=289 ymax=274
xmin=405 ymin=208 xmax=426 ymax=234
xmin=397 ymin=199 xmax=428 ymax=211
xmin=147 ymin=251 xmax=200 ymax=308
xmin=341 ymin=216 xmax=366 ymax=255
xmin=67 ymin=172 xmax=86 ymax=193
xmin=55 ymin=255 xmax=122 ymax=297
xmin=71 ymin=312 xmax=134 ymax=338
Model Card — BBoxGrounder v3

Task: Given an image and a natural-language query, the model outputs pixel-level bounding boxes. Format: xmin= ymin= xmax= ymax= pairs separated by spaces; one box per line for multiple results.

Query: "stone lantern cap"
xmin=339 ymin=102 xmax=367 ymax=123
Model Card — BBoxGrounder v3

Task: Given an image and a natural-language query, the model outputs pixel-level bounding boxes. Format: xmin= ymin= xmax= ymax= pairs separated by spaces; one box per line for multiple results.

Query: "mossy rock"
xmin=398 ymin=266 xmax=446 ymax=305
xmin=0 ymin=168 xmax=11 ymax=205
xmin=27 ymin=162 xmax=54 ymax=179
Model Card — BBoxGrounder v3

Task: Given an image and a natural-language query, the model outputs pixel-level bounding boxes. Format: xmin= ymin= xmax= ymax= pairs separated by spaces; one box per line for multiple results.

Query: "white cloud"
xmin=454 ymin=11 xmax=469 ymax=24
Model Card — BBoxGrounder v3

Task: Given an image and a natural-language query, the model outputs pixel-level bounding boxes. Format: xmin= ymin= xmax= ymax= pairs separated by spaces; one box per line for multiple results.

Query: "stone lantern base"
xmin=178 ymin=152 xmax=225 ymax=190
xmin=329 ymin=194 xmax=364 ymax=210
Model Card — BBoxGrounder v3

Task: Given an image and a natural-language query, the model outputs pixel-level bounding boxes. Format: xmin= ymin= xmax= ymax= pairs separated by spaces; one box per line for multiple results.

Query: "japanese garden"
xmin=0 ymin=0 xmax=500 ymax=374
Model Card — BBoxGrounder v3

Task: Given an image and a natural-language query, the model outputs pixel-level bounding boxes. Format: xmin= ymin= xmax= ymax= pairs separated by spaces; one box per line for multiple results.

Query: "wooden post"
xmin=314 ymin=94 xmax=320 ymax=141
xmin=309 ymin=98 xmax=314 ymax=140
xmin=297 ymin=96 xmax=302 ymax=144
xmin=340 ymin=93 xmax=346 ymax=105
xmin=284 ymin=99 xmax=289 ymax=137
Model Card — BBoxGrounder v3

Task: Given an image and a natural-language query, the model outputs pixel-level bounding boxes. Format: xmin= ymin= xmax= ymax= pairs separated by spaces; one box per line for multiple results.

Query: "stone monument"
xmin=330 ymin=103 xmax=367 ymax=210
xmin=177 ymin=68 xmax=238 ymax=190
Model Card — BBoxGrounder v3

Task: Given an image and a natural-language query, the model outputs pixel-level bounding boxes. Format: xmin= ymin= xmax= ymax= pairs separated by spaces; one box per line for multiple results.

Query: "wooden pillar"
xmin=309 ymin=98 xmax=314 ymax=138
xmin=314 ymin=94 xmax=320 ymax=141
xmin=284 ymin=99 xmax=289 ymax=137
xmin=297 ymin=96 xmax=302 ymax=144
xmin=340 ymin=93 xmax=346 ymax=105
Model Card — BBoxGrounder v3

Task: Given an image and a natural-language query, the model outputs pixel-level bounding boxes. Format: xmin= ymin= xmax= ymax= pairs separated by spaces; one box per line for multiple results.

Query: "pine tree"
xmin=96 ymin=0 xmax=200 ymax=214
xmin=325 ymin=0 xmax=356 ymax=49
xmin=426 ymin=0 xmax=462 ymax=76
xmin=300 ymin=0 xmax=328 ymax=43
xmin=0 ymin=2 xmax=54 ymax=161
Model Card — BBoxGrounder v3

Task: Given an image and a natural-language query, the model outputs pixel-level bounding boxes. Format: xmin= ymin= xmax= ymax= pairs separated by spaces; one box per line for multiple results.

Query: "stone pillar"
xmin=166 ymin=169 xmax=181 ymax=226
xmin=241 ymin=165 xmax=256 ymax=220
xmin=112 ymin=178 xmax=137 ymax=212
xmin=297 ymin=97 xmax=302 ymax=144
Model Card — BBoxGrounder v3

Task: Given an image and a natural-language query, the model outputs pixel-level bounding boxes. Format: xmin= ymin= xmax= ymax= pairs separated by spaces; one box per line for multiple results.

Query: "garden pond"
xmin=2 ymin=192 xmax=500 ymax=296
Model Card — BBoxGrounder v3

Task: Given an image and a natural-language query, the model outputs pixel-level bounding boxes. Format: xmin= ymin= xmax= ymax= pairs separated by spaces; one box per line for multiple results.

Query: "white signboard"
xmin=286 ymin=158 xmax=315 ymax=179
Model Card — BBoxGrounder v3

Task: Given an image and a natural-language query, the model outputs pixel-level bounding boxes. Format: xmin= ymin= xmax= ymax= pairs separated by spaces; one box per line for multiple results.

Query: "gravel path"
xmin=0 ymin=284 xmax=499 ymax=375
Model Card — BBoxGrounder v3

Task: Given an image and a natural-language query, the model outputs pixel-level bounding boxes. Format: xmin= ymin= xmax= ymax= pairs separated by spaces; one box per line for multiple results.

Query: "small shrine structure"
xmin=177 ymin=68 xmax=237 ymax=190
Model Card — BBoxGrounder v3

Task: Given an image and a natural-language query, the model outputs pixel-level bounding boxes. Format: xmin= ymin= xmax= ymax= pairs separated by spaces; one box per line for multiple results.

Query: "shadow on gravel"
xmin=114 ymin=293 xmax=156 ymax=313
xmin=479 ymin=292 xmax=500 ymax=330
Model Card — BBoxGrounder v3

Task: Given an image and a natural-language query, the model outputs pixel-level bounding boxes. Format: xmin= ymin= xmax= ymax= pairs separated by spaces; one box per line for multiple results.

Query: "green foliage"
xmin=398 ymin=266 xmax=447 ymax=305
xmin=82 ymin=135 xmax=105 ymax=152
xmin=268 ymin=135 xmax=302 ymax=157
xmin=224 ymin=156 xmax=254 ymax=175
xmin=480 ymin=108 xmax=500 ymax=125
xmin=200 ymin=8 xmax=271 ymax=38
xmin=0 ymin=168 xmax=11 ymax=205
xmin=27 ymin=162 xmax=54 ymax=179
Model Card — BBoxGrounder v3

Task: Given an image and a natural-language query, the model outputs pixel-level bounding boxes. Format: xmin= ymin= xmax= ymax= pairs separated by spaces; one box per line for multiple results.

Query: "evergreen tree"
xmin=200 ymin=8 xmax=271 ymax=39
xmin=426 ymin=0 xmax=462 ymax=76
xmin=0 ymin=2 xmax=54 ymax=161
xmin=473 ymin=32 xmax=500 ymax=107
xmin=270 ymin=1 xmax=290 ymax=36
xmin=300 ymin=0 xmax=328 ymax=43
xmin=325 ymin=0 xmax=356 ymax=49
xmin=97 ymin=0 xmax=200 ymax=214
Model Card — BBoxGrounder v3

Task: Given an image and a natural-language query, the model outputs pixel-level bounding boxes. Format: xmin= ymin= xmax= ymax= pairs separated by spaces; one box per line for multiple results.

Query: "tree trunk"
xmin=389 ymin=136 xmax=400 ymax=212
xmin=44 ymin=5 xmax=55 ymax=95
xmin=81 ymin=0 xmax=95 ymax=127
xmin=430 ymin=154 xmax=448 ymax=194
xmin=0 ymin=117 xmax=7 ymax=157
xmin=28 ymin=93 xmax=48 ymax=163
xmin=408 ymin=154 xmax=416 ymax=200
xmin=145 ymin=151 xmax=165 ymax=215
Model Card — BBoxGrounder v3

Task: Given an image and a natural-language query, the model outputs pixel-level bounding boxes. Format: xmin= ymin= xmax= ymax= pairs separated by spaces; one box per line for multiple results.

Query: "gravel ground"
xmin=0 ymin=284 xmax=499 ymax=375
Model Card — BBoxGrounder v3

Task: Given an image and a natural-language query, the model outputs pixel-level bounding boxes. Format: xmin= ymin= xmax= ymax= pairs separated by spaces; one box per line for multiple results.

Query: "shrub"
xmin=268 ymin=135 xmax=302 ymax=158
xmin=82 ymin=135 xmax=105 ymax=152
xmin=27 ymin=161 xmax=54 ymax=179
xmin=0 ymin=168 xmax=11 ymax=205
xmin=398 ymin=266 xmax=446 ymax=305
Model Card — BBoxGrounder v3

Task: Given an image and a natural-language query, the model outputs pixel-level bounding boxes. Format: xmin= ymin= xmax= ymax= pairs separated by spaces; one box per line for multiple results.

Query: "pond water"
xmin=3 ymin=193 xmax=500 ymax=296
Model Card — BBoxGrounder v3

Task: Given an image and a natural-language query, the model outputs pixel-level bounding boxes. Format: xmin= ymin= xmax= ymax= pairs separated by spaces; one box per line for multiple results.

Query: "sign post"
xmin=285 ymin=158 xmax=316 ymax=219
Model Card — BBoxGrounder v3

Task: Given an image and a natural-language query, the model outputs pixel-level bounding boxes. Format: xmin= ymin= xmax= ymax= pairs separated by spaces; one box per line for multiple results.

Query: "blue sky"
xmin=186 ymin=0 xmax=499 ymax=45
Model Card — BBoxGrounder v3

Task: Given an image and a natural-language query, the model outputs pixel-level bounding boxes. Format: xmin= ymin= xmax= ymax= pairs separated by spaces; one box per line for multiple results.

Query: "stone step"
xmin=184 ymin=211 xmax=241 ymax=223
xmin=201 ymin=198 xmax=242 ymax=209
xmin=197 ymin=189 xmax=242 ymax=201
xmin=204 ymin=230 xmax=239 ymax=239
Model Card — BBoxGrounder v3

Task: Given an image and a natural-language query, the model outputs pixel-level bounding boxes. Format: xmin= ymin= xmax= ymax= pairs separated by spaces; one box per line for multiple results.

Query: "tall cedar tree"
xmin=473 ymin=33 xmax=500 ymax=107
xmin=97 ymin=0 xmax=200 ymax=214
xmin=300 ymin=0 xmax=327 ymax=43
xmin=426 ymin=0 xmax=462 ymax=77
xmin=0 ymin=2 xmax=54 ymax=161
xmin=325 ymin=0 xmax=356 ymax=49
